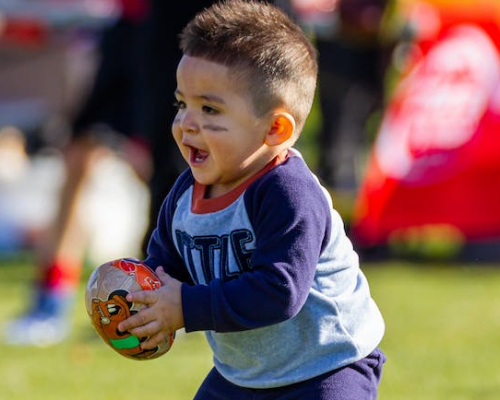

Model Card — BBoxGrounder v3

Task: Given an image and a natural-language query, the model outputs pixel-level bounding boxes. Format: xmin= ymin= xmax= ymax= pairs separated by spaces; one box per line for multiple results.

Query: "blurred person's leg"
xmin=36 ymin=136 xmax=109 ymax=301
xmin=316 ymin=38 xmax=384 ymax=192
xmin=3 ymin=136 xmax=111 ymax=346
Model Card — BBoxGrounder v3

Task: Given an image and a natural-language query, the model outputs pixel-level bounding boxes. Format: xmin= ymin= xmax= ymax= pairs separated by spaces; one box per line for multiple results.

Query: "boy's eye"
xmin=202 ymin=105 xmax=218 ymax=114
xmin=173 ymin=100 xmax=185 ymax=110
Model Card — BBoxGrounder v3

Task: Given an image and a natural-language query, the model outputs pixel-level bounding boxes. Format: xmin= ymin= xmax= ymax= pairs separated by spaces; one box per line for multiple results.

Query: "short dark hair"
xmin=179 ymin=0 xmax=318 ymax=135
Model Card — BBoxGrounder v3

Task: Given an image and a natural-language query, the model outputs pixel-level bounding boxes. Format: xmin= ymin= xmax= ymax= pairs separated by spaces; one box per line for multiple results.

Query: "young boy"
xmin=118 ymin=1 xmax=386 ymax=398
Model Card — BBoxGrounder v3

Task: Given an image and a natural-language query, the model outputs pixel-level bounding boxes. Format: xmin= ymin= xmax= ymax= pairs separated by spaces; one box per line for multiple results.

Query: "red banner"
xmin=351 ymin=2 xmax=500 ymax=253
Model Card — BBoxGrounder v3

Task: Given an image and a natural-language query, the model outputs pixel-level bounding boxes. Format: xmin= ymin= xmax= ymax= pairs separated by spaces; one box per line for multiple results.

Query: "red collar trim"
xmin=192 ymin=150 xmax=289 ymax=214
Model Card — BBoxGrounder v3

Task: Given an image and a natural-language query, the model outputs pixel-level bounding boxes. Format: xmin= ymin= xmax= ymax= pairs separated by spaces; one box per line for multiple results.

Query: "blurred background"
xmin=0 ymin=0 xmax=149 ymax=264
xmin=0 ymin=0 xmax=500 ymax=399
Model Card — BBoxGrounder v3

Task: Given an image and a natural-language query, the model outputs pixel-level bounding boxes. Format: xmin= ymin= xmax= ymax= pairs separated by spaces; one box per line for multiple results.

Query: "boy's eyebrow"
xmin=175 ymin=89 xmax=226 ymax=105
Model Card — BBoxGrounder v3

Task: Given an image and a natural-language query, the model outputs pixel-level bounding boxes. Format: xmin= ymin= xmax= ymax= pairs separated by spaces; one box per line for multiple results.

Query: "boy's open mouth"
xmin=190 ymin=147 xmax=209 ymax=164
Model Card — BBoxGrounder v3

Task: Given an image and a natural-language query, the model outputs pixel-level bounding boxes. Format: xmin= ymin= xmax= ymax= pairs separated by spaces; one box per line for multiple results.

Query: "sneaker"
xmin=3 ymin=314 xmax=70 ymax=347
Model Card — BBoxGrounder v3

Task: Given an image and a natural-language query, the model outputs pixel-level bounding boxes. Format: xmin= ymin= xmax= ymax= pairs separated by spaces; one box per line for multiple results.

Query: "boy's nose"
xmin=179 ymin=112 xmax=199 ymax=133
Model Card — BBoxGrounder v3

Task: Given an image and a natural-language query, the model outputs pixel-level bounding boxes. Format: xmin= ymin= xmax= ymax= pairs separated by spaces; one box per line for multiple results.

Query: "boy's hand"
xmin=117 ymin=267 xmax=184 ymax=350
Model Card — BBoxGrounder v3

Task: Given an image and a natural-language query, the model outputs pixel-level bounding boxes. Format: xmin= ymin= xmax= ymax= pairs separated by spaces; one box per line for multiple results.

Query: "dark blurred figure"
xmin=292 ymin=0 xmax=402 ymax=216
xmin=317 ymin=0 xmax=392 ymax=190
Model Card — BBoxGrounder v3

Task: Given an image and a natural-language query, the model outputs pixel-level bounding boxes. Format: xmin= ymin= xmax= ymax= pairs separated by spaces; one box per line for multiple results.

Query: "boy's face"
xmin=173 ymin=55 xmax=275 ymax=198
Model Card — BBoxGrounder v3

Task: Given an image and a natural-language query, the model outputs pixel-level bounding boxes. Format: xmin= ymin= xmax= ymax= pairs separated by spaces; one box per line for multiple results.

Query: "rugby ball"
xmin=84 ymin=257 xmax=174 ymax=360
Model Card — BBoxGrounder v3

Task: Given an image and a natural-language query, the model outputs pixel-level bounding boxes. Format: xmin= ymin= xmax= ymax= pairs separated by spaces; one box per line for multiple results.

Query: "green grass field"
xmin=1 ymin=258 xmax=499 ymax=400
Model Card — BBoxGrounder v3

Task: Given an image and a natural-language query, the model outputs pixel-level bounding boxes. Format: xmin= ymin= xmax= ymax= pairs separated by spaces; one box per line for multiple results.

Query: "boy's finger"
xmin=138 ymin=330 xmax=168 ymax=350
xmin=117 ymin=312 xmax=144 ymax=333
xmin=156 ymin=266 xmax=171 ymax=283
xmin=126 ymin=289 xmax=155 ymax=304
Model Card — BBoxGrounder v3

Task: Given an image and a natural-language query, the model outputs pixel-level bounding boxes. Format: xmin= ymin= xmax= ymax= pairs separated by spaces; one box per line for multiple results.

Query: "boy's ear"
xmin=265 ymin=112 xmax=295 ymax=146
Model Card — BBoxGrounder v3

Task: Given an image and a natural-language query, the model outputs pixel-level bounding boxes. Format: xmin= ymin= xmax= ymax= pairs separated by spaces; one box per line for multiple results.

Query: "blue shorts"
xmin=193 ymin=348 xmax=386 ymax=400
